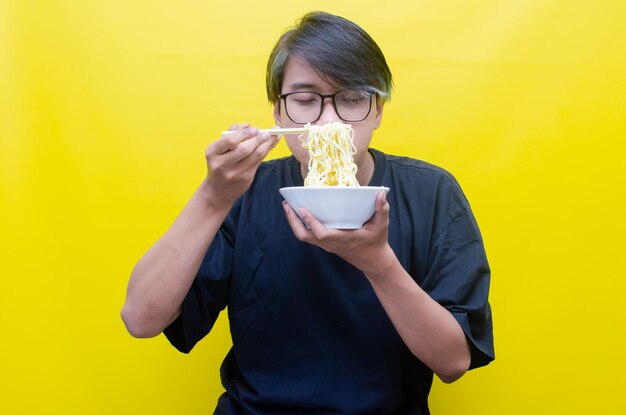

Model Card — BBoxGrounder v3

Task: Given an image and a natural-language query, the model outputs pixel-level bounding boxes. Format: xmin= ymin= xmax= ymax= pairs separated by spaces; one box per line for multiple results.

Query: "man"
xmin=122 ymin=11 xmax=494 ymax=414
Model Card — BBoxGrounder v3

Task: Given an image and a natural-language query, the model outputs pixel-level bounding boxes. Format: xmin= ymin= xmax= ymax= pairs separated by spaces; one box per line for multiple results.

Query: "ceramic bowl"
xmin=279 ymin=186 xmax=390 ymax=229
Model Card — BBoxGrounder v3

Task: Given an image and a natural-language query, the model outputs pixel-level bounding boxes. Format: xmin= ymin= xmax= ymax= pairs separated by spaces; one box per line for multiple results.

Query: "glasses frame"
xmin=279 ymin=90 xmax=375 ymax=125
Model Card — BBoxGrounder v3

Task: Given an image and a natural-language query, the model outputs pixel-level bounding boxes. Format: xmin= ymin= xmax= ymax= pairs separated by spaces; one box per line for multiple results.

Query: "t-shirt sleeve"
xmin=422 ymin=189 xmax=495 ymax=369
xmin=163 ymin=223 xmax=235 ymax=353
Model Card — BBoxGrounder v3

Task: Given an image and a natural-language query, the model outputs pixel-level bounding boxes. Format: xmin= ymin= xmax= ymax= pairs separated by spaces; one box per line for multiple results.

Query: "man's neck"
xmin=355 ymin=149 xmax=375 ymax=186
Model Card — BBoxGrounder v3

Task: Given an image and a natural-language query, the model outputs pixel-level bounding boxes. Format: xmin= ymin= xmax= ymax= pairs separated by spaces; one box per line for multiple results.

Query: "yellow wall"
xmin=2 ymin=1 xmax=625 ymax=413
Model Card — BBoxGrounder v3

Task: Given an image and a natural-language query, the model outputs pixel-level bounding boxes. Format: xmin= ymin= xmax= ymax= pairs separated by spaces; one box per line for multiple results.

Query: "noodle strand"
xmin=300 ymin=122 xmax=359 ymax=187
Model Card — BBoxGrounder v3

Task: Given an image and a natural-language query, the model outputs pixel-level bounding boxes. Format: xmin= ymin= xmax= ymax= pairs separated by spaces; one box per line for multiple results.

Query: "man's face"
xmin=273 ymin=56 xmax=384 ymax=172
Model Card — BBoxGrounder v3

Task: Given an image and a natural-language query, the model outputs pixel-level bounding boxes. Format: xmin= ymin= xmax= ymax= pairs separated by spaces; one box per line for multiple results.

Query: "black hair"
xmin=266 ymin=11 xmax=393 ymax=103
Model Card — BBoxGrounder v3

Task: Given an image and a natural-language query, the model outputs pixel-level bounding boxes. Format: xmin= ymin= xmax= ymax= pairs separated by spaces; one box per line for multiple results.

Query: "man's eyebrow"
xmin=287 ymin=82 xmax=316 ymax=89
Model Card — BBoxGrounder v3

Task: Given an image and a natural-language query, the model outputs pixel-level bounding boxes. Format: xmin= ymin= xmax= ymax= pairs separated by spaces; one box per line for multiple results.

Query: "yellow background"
xmin=2 ymin=0 xmax=625 ymax=413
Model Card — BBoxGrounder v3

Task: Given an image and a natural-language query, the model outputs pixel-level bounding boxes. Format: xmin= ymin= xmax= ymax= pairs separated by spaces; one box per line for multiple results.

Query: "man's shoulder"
xmin=373 ymin=149 xmax=461 ymax=189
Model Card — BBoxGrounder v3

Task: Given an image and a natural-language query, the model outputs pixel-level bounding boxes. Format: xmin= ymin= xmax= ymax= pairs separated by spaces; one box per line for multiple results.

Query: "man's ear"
xmin=374 ymin=100 xmax=384 ymax=129
xmin=273 ymin=101 xmax=282 ymax=127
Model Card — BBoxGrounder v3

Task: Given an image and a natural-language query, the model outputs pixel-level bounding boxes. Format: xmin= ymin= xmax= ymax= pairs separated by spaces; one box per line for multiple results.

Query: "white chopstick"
xmin=221 ymin=127 xmax=308 ymax=136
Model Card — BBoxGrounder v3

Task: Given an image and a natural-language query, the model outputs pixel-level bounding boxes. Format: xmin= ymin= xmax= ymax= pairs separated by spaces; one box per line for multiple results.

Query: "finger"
xmin=209 ymin=130 xmax=278 ymax=186
xmin=283 ymin=201 xmax=312 ymax=241
xmin=211 ymin=127 xmax=260 ymax=155
xmin=224 ymin=123 xmax=251 ymax=133
xmin=235 ymin=133 xmax=279 ymax=174
xmin=228 ymin=123 xmax=250 ymax=131
xmin=367 ymin=190 xmax=390 ymax=227
xmin=234 ymin=126 xmax=278 ymax=156
xmin=299 ymin=208 xmax=337 ymax=240
xmin=232 ymin=130 xmax=272 ymax=159
xmin=376 ymin=190 xmax=388 ymax=213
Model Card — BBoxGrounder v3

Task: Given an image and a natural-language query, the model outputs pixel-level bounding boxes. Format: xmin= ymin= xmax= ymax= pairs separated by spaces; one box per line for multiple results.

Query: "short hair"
xmin=266 ymin=11 xmax=393 ymax=103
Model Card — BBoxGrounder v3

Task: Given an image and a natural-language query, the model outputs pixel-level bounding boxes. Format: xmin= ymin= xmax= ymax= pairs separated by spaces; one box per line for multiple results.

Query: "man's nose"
xmin=316 ymin=98 xmax=341 ymax=124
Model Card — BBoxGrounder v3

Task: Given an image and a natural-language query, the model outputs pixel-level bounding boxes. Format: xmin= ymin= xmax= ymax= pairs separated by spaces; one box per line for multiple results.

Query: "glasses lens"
xmin=284 ymin=92 xmax=322 ymax=124
xmin=335 ymin=90 xmax=372 ymax=122
xmin=283 ymin=90 xmax=373 ymax=124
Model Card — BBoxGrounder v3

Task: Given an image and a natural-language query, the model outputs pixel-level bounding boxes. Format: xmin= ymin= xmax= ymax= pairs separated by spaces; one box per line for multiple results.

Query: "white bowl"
xmin=279 ymin=186 xmax=390 ymax=229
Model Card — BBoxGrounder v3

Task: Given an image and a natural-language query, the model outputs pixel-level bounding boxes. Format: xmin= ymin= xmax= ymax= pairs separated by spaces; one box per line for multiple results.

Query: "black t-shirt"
xmin=165 ymin=148 xmax=494 ymax=415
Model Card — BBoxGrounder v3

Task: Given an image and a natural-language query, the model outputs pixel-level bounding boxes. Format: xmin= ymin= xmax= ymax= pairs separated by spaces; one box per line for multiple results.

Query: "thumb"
xmin=370 ymin=190 xmax=390 ymax=224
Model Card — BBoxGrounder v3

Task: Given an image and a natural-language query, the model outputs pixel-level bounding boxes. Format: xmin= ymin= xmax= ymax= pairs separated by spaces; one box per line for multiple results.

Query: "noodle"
xmin=300 ymin=122 xmax=359 ymax=187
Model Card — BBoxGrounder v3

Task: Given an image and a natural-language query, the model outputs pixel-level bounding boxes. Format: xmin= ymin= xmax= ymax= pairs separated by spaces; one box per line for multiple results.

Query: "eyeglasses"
xmin=280 ymin=90 xmax=375 ymax=124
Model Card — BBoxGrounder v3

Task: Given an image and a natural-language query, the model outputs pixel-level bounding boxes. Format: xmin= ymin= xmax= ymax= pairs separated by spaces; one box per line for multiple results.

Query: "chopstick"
xmin=221 ymin=127 xmax=308 ymax=136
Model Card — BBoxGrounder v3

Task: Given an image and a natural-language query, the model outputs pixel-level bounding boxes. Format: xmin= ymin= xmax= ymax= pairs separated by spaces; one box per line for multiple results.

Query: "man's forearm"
xmin=365 ymin=254 xmax=471 ymax=383
xmin=121 ymin=181 xmax=232 ymax=338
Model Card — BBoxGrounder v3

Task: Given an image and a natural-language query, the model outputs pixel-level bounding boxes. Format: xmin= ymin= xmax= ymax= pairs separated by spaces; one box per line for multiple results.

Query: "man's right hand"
xmin=202 ymin=123 xmax=279 ymax=208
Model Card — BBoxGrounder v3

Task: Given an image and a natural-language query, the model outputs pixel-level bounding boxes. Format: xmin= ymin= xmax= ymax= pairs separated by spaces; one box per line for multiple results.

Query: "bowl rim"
xmin=279 ymin=186 xmax=390 ymax=191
